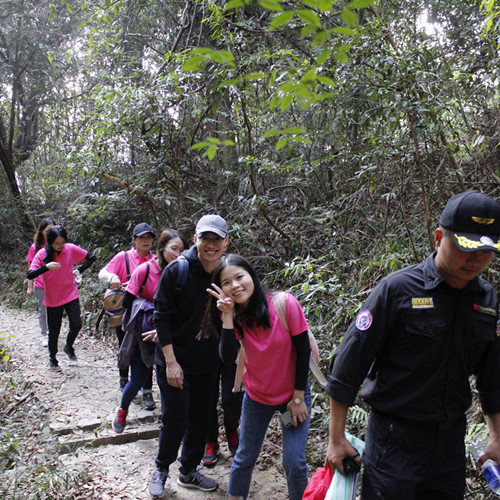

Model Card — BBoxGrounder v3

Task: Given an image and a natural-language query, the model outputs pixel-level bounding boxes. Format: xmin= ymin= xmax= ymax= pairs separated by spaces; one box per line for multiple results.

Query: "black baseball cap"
xmin=132 ymin=222 xmax=155 ymax=238
xmin=439 ymin=191 xmax=500 ymax=253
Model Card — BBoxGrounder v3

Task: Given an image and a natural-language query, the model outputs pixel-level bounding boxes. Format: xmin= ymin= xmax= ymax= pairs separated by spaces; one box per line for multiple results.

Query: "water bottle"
xmin=469 ymin=439 xmax=500 ymax=495
xmin=74 ymin=269 xmax=82 ymax=284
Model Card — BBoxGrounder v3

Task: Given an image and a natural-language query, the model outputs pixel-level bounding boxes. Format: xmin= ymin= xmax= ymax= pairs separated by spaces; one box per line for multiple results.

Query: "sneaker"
xmin=111 ymin=408 xmax=128 ymax=433
xmin=119 ymin=377 xmax=128 ymax=391
xmin=49 ymin=358 xmax=61 ymax=372
xmin=63 ymin=344 xmax=77 ymax=361
xmin=148 ymin=466 xmax=169 ymax=497
xmin=226 ymin=429 xmax=239 ymax=456
xmin=201 ymin=442 xmax=219 ymax=466
xmin=143 ymin=390 xmax=156 ymax=410
xmin=42 ymin=334 xmax=48 ymax=347
xmin=177 ymin=468 xmax=218 ymax=492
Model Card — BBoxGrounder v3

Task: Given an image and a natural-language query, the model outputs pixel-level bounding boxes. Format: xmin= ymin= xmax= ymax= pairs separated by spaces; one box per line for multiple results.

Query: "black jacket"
xmin=153 ymin=245 xmax=219 ymax=375
xmin=327 ymin=252 xmax=500 ymax=424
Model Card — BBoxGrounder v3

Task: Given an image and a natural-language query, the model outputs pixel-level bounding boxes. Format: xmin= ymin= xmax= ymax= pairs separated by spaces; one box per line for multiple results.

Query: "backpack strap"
xmin=272 ymin=292 xmax=326 ymax=388
xmin=124 ymin=251 xmax=131 ymax=281
xmin=175 ymin=255 xmax=189 ymax=290
xmin=138 ymin=263 xmax=150 ymax=295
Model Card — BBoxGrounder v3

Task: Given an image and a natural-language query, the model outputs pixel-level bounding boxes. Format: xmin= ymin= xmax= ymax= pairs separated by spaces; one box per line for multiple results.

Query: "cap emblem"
xmin=472 ymin=216 xmax=495 ymax=225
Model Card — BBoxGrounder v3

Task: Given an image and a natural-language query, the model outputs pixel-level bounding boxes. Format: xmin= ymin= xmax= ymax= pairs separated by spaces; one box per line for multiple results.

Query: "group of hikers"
xmin=24 ymin=191 xmax=500 ymax=499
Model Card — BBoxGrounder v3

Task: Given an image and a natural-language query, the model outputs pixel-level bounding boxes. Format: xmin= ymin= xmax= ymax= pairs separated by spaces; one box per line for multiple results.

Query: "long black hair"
xmin=157 ymin=229 xmax=188 ymax=270
xmin=33 ymin=217 xmax=55 ymax=251
xmin=201 ymin=254 xmax=271 ymax=339
xmin=43 ymin=226 xmax=68 ymax=263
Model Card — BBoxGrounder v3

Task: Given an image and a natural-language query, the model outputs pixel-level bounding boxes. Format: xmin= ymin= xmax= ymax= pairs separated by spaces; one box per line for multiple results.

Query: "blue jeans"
xmin=121 ymin=346 xmax=150 ymax=410
xmin=227 ymin=383 xmax=311 ymax=500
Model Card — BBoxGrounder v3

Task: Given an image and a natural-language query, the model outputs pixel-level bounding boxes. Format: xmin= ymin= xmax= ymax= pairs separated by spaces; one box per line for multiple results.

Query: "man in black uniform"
xmin=325 ymin=191 xmax=500 ymax=500
xmin=147 ymin=214 xmax=228 ymax=497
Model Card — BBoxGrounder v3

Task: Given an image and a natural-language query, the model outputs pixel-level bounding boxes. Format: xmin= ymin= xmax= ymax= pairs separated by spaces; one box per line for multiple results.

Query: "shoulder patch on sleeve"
xmin=355 ymin=309 xmax=373 ymax=331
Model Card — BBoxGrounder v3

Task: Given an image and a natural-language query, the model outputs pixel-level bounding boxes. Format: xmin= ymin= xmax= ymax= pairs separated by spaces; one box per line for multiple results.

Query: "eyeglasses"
xmin=166 ymin=245 xmax=183 ymax=254
xmin=199 ymin=235 xmax=224 ymax=243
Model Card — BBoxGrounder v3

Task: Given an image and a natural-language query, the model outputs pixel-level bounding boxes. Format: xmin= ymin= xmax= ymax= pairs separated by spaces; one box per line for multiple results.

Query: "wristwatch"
xmin=294 ymin=397 xmax=303 ymax=404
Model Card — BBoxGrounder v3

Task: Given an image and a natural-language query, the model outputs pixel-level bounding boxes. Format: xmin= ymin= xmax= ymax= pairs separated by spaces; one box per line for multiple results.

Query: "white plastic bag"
xmin=325 ymin=432 xmax=365 ymax=500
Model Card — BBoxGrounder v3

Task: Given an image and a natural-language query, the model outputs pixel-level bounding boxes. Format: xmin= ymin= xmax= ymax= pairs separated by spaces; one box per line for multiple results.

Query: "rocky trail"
xmin=0 ymin=305 xmax=290 ymax=499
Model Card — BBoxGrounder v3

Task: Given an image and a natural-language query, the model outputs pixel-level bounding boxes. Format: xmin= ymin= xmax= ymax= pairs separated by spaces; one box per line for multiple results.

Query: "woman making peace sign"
xmin=202 ymin=254 xmax=311 ymax=500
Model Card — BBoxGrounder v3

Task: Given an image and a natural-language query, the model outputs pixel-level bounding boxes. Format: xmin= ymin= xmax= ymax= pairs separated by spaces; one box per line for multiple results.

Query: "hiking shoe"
xmin=119 ymin=377 xmax=128 ymax=391
xmin=111 ymin=408 xmax=128 ymax=433
xmin=226 ymin=429 xmax=239 ymax=456
xmin=143 ymin=390 xmax=156 ymax=410
xmin=49 ymin=358 xmax=61 ymax=372
xmin=201 ymin=442 xmax=219 ymax=466
xmin=177 ymin=469 xmax=218 ymax=491
xmin=148 ymin=466 xmax=169 ymax=497
xmin=63 ymin=344 xmax=77 ymax=361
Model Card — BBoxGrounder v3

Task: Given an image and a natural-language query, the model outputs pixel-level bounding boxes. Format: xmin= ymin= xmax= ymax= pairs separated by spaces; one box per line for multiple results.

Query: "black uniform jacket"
xmin=153 ymin=245 xmax=219 ymax=375
xmin=327 ymin=252 xmax=500 ymax=425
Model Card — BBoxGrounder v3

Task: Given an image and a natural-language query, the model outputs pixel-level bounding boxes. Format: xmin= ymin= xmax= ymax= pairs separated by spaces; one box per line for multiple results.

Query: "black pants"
xmin=156 ymin=364 xmax=218 ymax=474
xmin=47 ymin=298 xmax=81 ymax=360
xmin=116 ymin=326 xmax=153 ymax=389
xmin=206 ymin=359 xmax=242 ymax=442
xmin=361 ymin=411 xmax=466 ymax=500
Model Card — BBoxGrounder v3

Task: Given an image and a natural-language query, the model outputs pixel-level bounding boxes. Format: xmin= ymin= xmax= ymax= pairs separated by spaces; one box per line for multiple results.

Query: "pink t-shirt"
xmin=102 ymin=248 xmax=154 ymax=283
xmin=30 ymin=243 xmax=88 ymax=307
xmin=126 ymin=258 xmax=161 ymax=303
xmin=26 ymin=243 xmax=44 ymax=289
xmin=238 ymin=293 xmax=309 ymax=406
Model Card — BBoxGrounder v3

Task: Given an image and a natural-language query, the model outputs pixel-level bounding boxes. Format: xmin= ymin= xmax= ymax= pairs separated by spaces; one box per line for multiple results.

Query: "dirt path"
xmin=1 ymin=305 xmax=290 ymax=499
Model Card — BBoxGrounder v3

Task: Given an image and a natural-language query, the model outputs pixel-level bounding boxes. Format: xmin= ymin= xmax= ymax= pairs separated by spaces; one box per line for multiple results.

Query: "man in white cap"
xmin=148 ymin=214 xmax=229 ymax=496
xmin=325 ymin=191 xmax=500 ymax=499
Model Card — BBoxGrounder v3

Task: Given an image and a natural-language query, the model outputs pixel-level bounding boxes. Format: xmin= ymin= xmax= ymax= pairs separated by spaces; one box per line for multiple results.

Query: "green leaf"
xmin=222 ymin=140 xmax=235 ymax=146
xmin=283 ymin=127 xmax=306 ymax=134
xmin=269 ymin=11 xmax=295 ymax=31
xmin=347 ymin=0 xmax=374 ymax=8
xmin=298 ymin=9 xmax=322 ymax=28
xmin=245 ymin=72 xmax=265 ymax=81
xmin=218 ymin=78 xmax=241 ymax=89
xmin=49 ymin=3 xmax=58 ymax=19
xmin=332 ymin=26 xmax=356 ymax=35
xmin=210 ymin=50 xmax=235 ymax=66
xmin=341 ymin=7 xmax=358 ymax=27
xmin=316 ymin=49 xmax=332 ymax=65
xmin=48 ymin=55 xmax=54 ymax=64
xmin=207 ymin=145 xmax=217 ymax=160
xmin=269 ymin=69 xmax=277 ymax=87
xmin=258 ymin=0 xmax=284 ymax=12
xmin=318 ymin=76 xmax=336 ymax=87
xmin=182 ymin=56 xmax=205 ymax=72
xmin=263 ymin=129 xmax=282 ymax=138
xmin=225 ymin=0 xmax=246 ymax=10
xmin=190 ymin=141 xmax=209 ymax=150
xmin=276 ymin=137 xmax=289 ymax=151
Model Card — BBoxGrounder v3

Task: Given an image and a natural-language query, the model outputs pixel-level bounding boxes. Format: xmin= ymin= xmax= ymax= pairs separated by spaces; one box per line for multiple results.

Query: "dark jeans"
xmin=156 ymin=364 xmax=218 ymax=474
xmin=206 ymin=359 xmax=242 ymax=442
xmin=121 ymin=346 xmax=151 ymax=410
xmin=47 ymin=298 xmax=81 ymax=360
xmin=361 ymin=411 xmax=466 ymax=500
xmin=116 ymin=325 xmax=152 ymax=389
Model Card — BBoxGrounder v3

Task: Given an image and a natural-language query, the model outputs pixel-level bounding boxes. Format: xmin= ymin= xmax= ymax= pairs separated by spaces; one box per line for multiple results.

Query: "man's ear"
xmin=435 ymin=228 xmax=442 ymax=247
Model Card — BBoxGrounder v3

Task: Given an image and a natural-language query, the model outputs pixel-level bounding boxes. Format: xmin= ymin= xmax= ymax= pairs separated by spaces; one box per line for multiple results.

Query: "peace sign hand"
xmin=207 ymin=283 xmax=234 ymax=316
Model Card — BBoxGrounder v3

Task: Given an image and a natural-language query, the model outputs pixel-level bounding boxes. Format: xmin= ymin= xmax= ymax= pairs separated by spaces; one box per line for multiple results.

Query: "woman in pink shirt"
xmin=112 ymin=229 xmax=187 ymax=433
xmin=27 ymin=226 xmax=96 ymax=371
xmin=26 ymin=217 xmax=54 ymax=346
xmin=203 ymin=254 xmax=312 ymax=500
